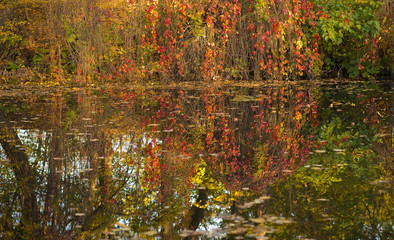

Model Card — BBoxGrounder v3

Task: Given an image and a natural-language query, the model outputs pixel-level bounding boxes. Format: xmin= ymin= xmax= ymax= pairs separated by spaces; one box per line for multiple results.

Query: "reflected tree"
xmin=0 ymin=109 xmax=41 ymax=239
xmin=0 ymin=82 xmax=391 ymax=239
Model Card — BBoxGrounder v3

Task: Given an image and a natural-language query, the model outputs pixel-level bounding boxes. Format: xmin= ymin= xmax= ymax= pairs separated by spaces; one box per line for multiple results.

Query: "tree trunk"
xmin=188 ymin=188 xmax=208 ymax=230
xmin=0 ymin=110 xmax=40 ymax=238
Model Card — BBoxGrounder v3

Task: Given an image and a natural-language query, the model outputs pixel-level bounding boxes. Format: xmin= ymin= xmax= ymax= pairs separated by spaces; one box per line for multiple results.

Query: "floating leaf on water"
xmin=274 ymin=218 xmax=293 ymax=224
xmin=333 ymin=149 xmax=345 ymax=152
xmin=259 ymin=196 xmax=271 ymax=200
xmin=239 ymin=202 xmax=254 ymax=209
xmin=218 ymin=213 xmax=232 ymax=220
xmin=231 ymin=95 xmax=257 ymax=102
xmin=103 ymin=230 xmax=116 ymax=235
xmin=375 ymin=133 xmax=387 ymax=137
xmin=314 ymin=150 xmax=326 ymax=153
xmin=262 ymin=215 xmax=278 ymax=222
xmin=246 ymin=234 xmax=257 ymax=238
xmin=317 ymin=198 xmax=329 ymax=202
xmin=253 ymin=198 xmax=264 ymax=204
xmin=243 ymin=223 xmax=255 ymax=228
xmin=179 ymin=230 xmax=197 ymax=237
xmin=311 ymin=167 xmax=323 ymax=170
xmin=186 ymin=95 xmax=200 ymax=99
xmin=256 ymin=237 xmax=269 ymax=240
xmin=212 ymin=112 xmax=225 ymax=117
xmin=143 ymin=230 xmax=157 ymax=236
xmin=370 ymin=180 xmax=389 ymax=185
xmin=227 ymin=223 xmax=236 ymax=227
xmin=250 ymin=218 xmax=266 ymax=224
xmin=231 ymin=227 xmax=247 ymax=234
xmin=178 ymin=154 xmax=191 ymax=159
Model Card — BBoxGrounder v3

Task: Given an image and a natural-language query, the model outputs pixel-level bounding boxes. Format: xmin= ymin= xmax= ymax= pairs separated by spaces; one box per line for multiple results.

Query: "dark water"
xmin=0 ymin=80 xmax=392 ymax=239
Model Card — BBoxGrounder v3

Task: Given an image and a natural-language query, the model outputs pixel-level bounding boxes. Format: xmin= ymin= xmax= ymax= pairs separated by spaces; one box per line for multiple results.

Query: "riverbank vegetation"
xmin=0 ymin=0 xmax=392 ymax=84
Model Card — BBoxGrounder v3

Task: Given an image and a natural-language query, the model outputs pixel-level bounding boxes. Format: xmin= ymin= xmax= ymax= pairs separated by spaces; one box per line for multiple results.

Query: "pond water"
xmin=0 ymin=80 xmax=392 ymax=239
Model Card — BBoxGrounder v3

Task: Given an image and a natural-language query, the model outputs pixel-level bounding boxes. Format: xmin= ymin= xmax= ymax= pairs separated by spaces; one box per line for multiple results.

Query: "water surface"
xmin=0 ymin=80 xmax=392 ymax=239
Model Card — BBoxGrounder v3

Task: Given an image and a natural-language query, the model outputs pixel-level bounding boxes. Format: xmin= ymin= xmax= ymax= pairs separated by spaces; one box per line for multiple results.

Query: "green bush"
xmin=304 ymin=0 xmax=384 ymax=77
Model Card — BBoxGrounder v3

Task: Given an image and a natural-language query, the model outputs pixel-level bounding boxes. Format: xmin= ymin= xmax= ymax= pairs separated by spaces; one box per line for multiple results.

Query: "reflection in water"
xmin=0 ymin=81 xmax=392 ymax=239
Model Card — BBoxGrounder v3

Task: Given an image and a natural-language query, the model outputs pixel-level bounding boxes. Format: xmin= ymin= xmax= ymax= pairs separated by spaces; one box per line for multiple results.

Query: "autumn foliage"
xmin=0 ymin=0 xmax=392 ymax=83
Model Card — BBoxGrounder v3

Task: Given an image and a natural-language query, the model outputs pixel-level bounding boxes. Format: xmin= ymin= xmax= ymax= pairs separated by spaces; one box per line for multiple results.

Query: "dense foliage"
xmin=0 ymin=0 xmax=392 ymax=83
